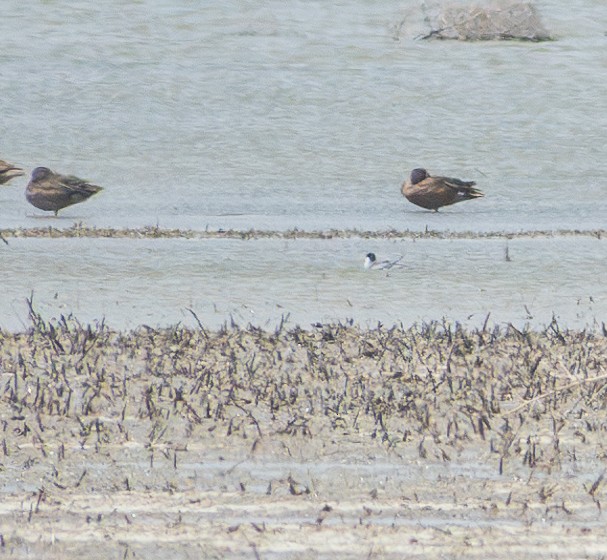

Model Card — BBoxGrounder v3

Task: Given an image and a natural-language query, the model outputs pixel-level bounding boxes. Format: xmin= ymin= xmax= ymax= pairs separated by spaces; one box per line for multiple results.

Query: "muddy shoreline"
xmin=1 ymin=306 xmax=606 ymax=557
xmin=1 ymin=225 xmax=606 ymax=241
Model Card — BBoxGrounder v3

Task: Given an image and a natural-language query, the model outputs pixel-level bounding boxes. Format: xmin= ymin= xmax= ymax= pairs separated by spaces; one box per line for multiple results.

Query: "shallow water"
xmin=1 ymin=0 xmax=606 ymax=329
xmin=1 ymin=236 xmax=605 ymax=330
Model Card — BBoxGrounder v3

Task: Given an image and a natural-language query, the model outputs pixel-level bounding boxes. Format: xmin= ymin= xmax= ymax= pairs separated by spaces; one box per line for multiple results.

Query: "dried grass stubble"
xmin=1 ymin=311 xmax=607 ymax=485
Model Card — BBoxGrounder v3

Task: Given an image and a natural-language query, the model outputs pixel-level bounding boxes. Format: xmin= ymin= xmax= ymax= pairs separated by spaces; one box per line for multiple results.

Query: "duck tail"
xmin=466 ymin=186 xmax=484 ymax=199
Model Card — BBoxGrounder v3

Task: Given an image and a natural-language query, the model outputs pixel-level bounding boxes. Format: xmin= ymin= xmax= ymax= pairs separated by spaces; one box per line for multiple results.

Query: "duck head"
xmin=410 ymin=168 xmax=429 ymax=185
xmin=364 ymin=253 xmax=377 ymax=269
xmin=30 ymin=167 xmax=53 ymax=182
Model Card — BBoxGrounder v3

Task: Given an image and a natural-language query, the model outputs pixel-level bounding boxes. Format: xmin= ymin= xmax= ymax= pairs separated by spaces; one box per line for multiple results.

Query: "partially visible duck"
xmin=26 ymin=167 xmax=103 ymax=216
xmin=364 ymin=252 xmax=404 ymax=270
xmin=401 ymin=168 xmax=484 ymax=211
xmin=0 ymin=159 xmax=25 ymax=185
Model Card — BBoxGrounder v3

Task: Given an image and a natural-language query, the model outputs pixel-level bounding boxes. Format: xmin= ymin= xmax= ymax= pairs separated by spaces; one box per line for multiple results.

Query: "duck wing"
xmin=440 ymin=177 xmax=483 ymax=197
xmin=442 ymin=176 xmax=476 ymax=188
xmin=59 ymin=174 xmax=103 ymax=196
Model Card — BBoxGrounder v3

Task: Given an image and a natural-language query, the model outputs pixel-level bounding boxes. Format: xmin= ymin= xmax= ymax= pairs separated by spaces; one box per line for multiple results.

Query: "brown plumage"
xmin=0 ymin=159 xmax=25 ymax=185
xmin=26 ymin=167 xmax=103 ymax=216
xmin=401 ymin=168 xmax=484 ymax=211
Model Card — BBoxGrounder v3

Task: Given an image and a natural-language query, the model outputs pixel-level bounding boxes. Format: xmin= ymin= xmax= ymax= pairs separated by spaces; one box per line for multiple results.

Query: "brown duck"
xmin=0 ymin=159 xmax=25 ymax=185
xmin=26 ymin=167 xmax=103 ymax=216
xmin=401 ymin=168 xmax=484 ymax=211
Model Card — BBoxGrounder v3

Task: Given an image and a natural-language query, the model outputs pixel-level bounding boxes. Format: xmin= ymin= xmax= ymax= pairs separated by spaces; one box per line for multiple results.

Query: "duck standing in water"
xmin=26 ymin=167 xmax=103 ymax=216
xmin=401 ymin=168 xmax=484 ymax=211
xmin=0 ymin=159 xmax=25 ymax=185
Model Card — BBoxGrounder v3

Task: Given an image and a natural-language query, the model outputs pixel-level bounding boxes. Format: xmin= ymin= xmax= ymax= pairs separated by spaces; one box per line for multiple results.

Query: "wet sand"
xmin=1 ymin=304 xmax=606 ymax=558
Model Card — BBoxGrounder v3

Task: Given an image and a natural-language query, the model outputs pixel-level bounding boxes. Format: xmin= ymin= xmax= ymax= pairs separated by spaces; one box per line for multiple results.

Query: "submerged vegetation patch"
xmin=394 ymin=1 xmax=553 ymax=42
xmin=2 ymin=301 xmax=607 ymax=473
xmin=2 ymin=302 xmax=607 ymax=555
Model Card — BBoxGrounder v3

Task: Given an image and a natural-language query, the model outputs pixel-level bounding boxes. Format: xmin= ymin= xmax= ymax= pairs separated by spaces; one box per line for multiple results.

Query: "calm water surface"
xmin=1 ymin=1 xmax=606 ymax=329
xmin=2 ymin=236 xmax=605 ymax=331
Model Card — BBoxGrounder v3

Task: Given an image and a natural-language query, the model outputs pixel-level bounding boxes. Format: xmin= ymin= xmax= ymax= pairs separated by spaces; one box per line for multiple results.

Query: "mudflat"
xmin=1 ymin=306 xmax=606 ymax=559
